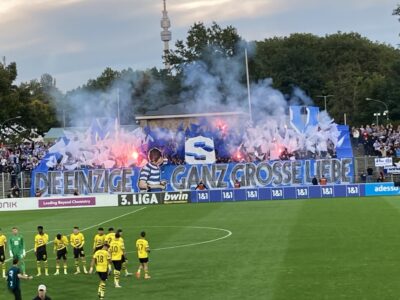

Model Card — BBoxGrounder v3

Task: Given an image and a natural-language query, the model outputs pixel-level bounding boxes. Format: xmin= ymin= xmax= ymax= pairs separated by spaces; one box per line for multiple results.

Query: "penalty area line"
xmin=5 ymin=206 xmax=147 ymax=263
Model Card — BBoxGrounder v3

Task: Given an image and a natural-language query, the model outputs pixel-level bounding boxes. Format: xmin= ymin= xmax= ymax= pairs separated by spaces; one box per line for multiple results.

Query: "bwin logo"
xmin=289 ymin=106 xmax=319 ymax=134
xmin=185 ymin=136 xmax=216 ymax=165
xmin=164 ymin=192 xmax=189 ymax=202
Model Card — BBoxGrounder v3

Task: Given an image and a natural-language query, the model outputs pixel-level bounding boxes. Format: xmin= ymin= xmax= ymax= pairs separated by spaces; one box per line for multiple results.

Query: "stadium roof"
xmin=44 ymin=127 xmax=66 ymax=141
xmin=136 ymin=103 xmax=248 ymax=120
xmin=44 ymin=125 xmax=139 ymax=141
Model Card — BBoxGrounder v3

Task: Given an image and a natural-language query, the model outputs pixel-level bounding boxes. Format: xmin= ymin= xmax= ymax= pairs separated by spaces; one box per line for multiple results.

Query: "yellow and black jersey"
xmin=109 ymin=239 xmax=125 ymax=261
xmin=93 ymin=234 xmax=105 ymax=250
xmin=70 ymin=233 xmax=85 ymax=248
xmin=34 ymin=233 xmax=49 ymax=251
xmin=94 ymin=249 xmax=110 ymax=273
xmin=136 ymin=238 xmax=149 ymax=259
xmin=0 ymin=234 xmax=6 ymax=248
xmin=54 ymin=236 xmax=69 ymax=251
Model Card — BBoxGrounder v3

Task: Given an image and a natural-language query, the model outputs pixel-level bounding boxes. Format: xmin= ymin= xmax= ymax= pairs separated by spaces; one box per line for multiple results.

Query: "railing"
xmin=0 ymin=171 xmax=31 ymax=199
xmin=353 ymin=156 xmax=400 ymax=184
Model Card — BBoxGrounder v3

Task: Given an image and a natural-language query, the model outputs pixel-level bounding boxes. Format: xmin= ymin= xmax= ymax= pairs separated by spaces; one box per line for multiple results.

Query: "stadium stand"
xmin=1 ymin=121 xmax=399 ymax=198
xmin=351 ymin=124 xmax=400 ymax=157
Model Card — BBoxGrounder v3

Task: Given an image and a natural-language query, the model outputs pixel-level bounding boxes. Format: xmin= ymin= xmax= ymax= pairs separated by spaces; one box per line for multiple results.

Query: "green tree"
xmin=165 ymin=22 xmax=242 ymax=71
xmin=17 ymin=79 xmax=59 ymax=133
xmin=0 ymin=61 xmax=59 ymax=138
xmin=253 ymin=32 xmax=400 ymax=125
xmin=394 ymin=4 xmax=400 ymax=20
xmin=0 ymin=62 xmax=22 ymax=125
xmin=394 ymin=4 xmax=400 ymax=39
xmin=254 ymin=33 xmax=324 ymax=95
xmin=85 ymin=67 xmax=121 ymax=91
xmin=40 ymin=73 xmax=55 ymax=92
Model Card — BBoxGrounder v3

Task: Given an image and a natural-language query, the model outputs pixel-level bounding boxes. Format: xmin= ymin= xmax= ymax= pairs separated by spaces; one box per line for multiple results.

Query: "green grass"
xmin=1 ymin=197 xmax=400 ymax=299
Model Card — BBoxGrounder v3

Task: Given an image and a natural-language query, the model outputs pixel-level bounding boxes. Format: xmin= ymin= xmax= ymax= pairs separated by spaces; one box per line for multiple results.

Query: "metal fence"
xmin=0 ymin=157 xmax=397 ymax=199
xmin=353 ymin=156 xmax=400 ymax=184
xmin=0 ymin=171 xmax=31 ymax=199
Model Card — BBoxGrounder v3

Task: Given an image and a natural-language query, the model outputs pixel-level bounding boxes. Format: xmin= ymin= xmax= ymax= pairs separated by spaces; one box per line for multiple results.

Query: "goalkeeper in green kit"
xmin=9 ymin=227 xmax=27 ymax=275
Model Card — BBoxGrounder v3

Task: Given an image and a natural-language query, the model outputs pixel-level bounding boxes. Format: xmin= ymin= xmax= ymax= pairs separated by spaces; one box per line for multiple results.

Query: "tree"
xmin=394 ymin=4 xmax=400 ymax=20
xmin=0 ymin=62 xmax=22 ymax=124
xmin=253 ymin=32 xmax=400 ymax=125
xmin=85 ymin=67 xmax=121 ymax=91
xmin=253 ymin=33 xmax=324 ymax=96
xmin=165 ymin=22 xmax=242 ymax=71
xmin=394 ymin=4 xmax=400 ymax=38
xmin=0 ymin=62 xmax=59 ymax=135
xmin=40 ymin=73 xmax=55 ymax=91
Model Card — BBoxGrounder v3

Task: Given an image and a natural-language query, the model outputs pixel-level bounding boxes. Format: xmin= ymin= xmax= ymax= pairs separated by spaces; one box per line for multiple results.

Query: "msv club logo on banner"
xmin=289 ymin=106 xmax=319 ymax=133
xmin=185 ymin=136 xmax=216 ymax=165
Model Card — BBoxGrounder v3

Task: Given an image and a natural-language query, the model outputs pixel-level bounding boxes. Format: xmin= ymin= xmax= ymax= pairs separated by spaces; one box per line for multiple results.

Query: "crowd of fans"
xmin=0 ymin=142 xmax=51 ymax=197
xmin=0 ymin=142 xmax=50 ymax=173
xmin=351 ymin=124 xmax=400 ymax=157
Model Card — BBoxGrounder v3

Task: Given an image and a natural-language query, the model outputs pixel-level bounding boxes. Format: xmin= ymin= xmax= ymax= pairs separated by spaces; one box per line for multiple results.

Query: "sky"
xmin=0 ymin=0 xmax=398 ymax=92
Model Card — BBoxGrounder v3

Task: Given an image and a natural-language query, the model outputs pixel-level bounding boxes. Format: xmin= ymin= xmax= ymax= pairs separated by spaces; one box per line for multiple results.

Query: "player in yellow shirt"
xmin=54 ymin=233 xmax=69 ymax=275
xmin=0 ymin=228 xmax=7 ymax=278
xmin=105 ymin=228 xmax=115 ymax=245
xmin=34 ymin=226 xmax=49 ymax=276
xmin=89 ymin=244 xmax=111 ymax=300
xmin=135 ymin=231 xmax=151 ymax=279
xmin=109 ymin=232 xmax=125 ymax=288
xmin=70 ymin=226 xmax=88 ymax=274
xmin=104 ymin=228 xmax=115 ymax=273
xmin=116 ymin=229 xmax=132 ymax=277
xmin=93 ymin=228 xmax=106 ymax=253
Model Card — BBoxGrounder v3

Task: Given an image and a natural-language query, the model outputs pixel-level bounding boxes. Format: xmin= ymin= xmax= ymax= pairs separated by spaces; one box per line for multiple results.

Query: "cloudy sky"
xmin=0 ymin=0 xmax=398 ymax=91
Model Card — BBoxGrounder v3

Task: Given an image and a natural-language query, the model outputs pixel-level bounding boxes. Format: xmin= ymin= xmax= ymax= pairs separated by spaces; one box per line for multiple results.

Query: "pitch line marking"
xmin=126 ymin=225 xmax=233 ymax=252
xmin=5 ymin=207 xmax=147 ymax=263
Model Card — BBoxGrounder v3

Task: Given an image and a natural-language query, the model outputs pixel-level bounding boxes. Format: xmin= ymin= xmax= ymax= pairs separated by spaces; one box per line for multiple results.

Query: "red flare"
xmin=131 ymin=150 xmax=139 ymax=160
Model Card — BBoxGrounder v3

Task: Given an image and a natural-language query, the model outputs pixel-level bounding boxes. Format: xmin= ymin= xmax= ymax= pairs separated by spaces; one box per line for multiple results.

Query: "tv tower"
xmin=160 ymin=0 xmax=171 ymax=68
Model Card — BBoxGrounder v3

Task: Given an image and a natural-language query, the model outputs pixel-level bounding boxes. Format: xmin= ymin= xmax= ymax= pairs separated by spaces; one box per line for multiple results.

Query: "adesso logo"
xmin=374 ymin=186 xmax=399 ymax=192
xmin=365 ymin=183 xmax=400 ymax=196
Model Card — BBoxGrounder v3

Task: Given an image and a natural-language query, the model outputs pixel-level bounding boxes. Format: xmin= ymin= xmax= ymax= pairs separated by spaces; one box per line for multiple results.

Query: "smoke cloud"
xmin=46 ymin=42 xmax=339 ymax=169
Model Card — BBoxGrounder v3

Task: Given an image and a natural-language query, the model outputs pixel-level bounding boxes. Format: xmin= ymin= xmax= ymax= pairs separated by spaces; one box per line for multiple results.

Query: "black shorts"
xmin=9 ymin=288 xmax=22 ymax=300
xmin=56 ymin=248 xmax=67 ymax=260
xmin=36 ymin=247 xmax=47 ymax=261
xmin=98 ymin=272 xmax=108 ymax=281
xmin=112 ymin=260 xmax=122 ymax=271
xmin=0 ymin=246 xmax=5 ymax=263
xmin=139 ymin=257 xmax=149 ymax=263
xmin=73 ymin=247 xmax=85 ymax=259
xmin=121 ymin=255 xmax=126 ymax=263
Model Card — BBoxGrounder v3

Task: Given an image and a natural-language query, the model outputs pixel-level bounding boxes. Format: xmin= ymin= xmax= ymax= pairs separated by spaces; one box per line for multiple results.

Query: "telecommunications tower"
xmin=160 ymin=0 xmax=172 ymax=68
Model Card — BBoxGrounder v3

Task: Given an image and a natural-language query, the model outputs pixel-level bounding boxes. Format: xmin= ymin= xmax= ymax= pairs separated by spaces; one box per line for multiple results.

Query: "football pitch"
xmin=1 ymin=196 xmax=400 ymax=300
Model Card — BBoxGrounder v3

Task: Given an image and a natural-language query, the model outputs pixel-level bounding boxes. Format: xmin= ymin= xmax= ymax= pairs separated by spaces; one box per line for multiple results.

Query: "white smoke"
xmin=177 ymin=48 xmax=340 ymax=160
xmin=46 ymin=43 xmax=340 ymax=168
